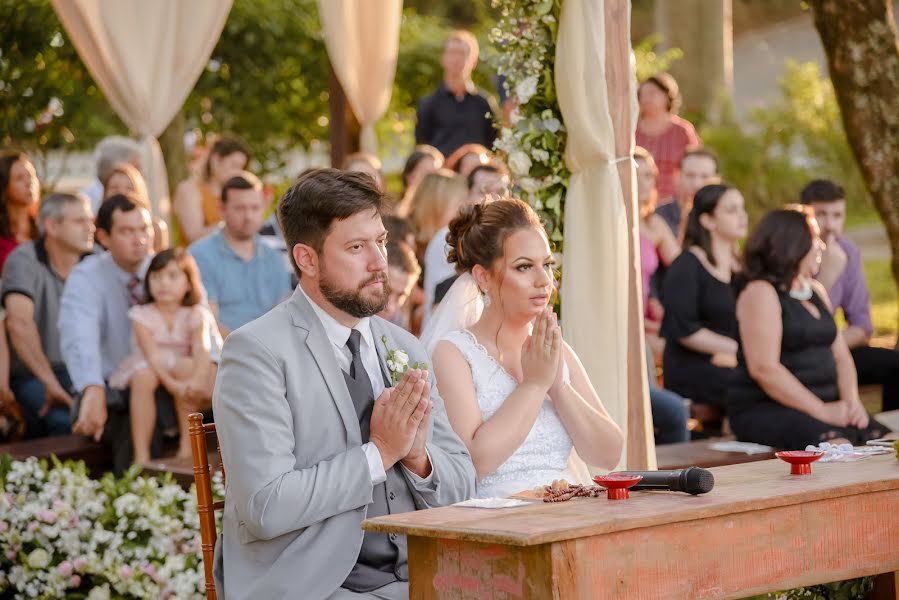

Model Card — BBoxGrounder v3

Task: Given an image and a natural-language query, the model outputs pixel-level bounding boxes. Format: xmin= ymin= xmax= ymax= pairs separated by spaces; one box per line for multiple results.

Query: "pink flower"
xmin=53 ymin=500 xmax=66 ymax=510
xmin=27 ymin=521 xmax=39 ymax=532
xmin=58 ymin=561 xmax=74 ymax=577
xmin=5 ymin=550 xmax=16 ymax=562
xmin=69 ymin=575 xmax=81 ymax=588
xmin=40 ymin=510 xmax=58 ymax=524
xmin=119 ymin=565 xmax=133 ymax=579
xmin=73 ymin=557 xmax=88 ymax=570
xmin=0 ymin=521 xmax=8 ymax=532
xmin=142 ymin=564 xmax=159 ymax=581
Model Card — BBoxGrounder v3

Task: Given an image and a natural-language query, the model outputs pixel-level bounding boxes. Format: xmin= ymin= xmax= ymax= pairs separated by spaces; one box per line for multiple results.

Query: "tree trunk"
xmin=808 ymin=0 xmax=899 ymax=336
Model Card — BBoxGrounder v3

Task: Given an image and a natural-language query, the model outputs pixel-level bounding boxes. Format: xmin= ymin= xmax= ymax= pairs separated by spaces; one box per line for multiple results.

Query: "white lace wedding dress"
xmin=440 ymin=329 xmax=585 ymax=498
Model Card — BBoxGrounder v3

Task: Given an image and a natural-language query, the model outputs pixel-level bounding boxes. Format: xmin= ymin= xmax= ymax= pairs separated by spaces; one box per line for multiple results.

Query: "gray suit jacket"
xmin=212 ymin=287 xmax=476 ymax=599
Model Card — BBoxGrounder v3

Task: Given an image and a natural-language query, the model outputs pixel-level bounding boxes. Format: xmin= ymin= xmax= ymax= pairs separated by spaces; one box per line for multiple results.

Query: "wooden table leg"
xmin=872 ymin=571 xmax=898 ymax=600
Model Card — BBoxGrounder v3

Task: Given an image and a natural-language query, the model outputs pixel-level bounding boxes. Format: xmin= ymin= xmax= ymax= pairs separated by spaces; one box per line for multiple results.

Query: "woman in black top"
xmin=661 ymin=184 xmax=747 ymax=422
xmin=729 ymin=207 xmax=892 ymax=449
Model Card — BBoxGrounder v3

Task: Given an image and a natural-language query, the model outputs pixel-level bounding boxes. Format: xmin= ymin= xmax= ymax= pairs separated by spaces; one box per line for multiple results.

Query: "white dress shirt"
xmin=298 ymin=284 xmax=432 ymax=485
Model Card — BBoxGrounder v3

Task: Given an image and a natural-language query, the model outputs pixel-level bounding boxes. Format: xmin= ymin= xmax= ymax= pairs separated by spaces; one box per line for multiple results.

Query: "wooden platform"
xmin=0 ymin=434 xmax=112 ymax=475
xmin=365 ymin=454 xmax=899 ymax=599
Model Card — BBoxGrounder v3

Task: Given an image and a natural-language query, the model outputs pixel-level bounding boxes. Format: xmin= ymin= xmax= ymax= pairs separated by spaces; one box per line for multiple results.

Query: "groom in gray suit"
xmin=212 ymin=169 xmax=475 ymax=599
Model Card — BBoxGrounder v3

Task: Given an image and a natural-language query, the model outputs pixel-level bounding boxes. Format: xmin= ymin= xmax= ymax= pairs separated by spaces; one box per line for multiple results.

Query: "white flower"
xmin=543 ymin=117 xmax=562 ymax=133
xmin=514 ymin=75 xmax=539 ymax=105
xmin=87 ymin=584 xmax=111 ymax=600
xmin=532 ymin=149 xmax=550 ymax=163
xmin=386 ymin=359 xmax=396 ymax=372
xmin=508 ymin=151 xmax=533 ymax=177
xmin=27 ymin=548 xmax=50 ymax=569
xmin=393 ymin=351 xmax=409 ymax=367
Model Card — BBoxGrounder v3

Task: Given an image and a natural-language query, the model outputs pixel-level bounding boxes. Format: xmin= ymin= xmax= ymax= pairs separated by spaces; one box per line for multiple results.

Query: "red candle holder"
xmin=593 ymin=473 xmax=643 ymax=500
xmin=775 ymin=450 xmax=825 ymax=475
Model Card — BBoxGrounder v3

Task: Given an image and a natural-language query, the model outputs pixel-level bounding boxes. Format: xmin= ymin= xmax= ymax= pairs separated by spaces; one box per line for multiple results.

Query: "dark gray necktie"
xmin=343 ymin=329 xmax=375 ymax=442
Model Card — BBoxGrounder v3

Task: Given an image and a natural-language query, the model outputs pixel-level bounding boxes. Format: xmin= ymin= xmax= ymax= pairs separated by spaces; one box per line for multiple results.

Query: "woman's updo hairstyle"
xmin=446 ymin=198 xmax=545 ymax=273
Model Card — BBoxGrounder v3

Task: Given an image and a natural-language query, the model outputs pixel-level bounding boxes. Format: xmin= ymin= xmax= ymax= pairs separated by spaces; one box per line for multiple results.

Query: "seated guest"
xmin=444 ymin=143 xmax=491 ymax=177
xmin=427 ymin=199 xmax=623 ymax=497
xmin=661 ymin=184 xmax=747 ymax=432
xmin=466 ymin=163 xmax=510 ymax=203
xmin=173 ymin=135 xmax=249 ymax=245
xmin=800 ymin=179 xmax=899 ymax=412
xmin=635 ymin=147 xmax=680 ymax=359
xmin=396 ymin=145 xmax=444 ymax=215
xmin=80 ymin=136 xmax=142 ymax=214
xmin=59 ymin=194 xmax=176 ymax=473
xmin=729 ymin=207 xmax=893 ymax=449
xmin=0 ymin=151 xmax=40 ymax=272
xmin=109 ymin=249 xmax=219 ymax=464
xmin=212 ymin=168 xmax=474 ymax=598
xmin=655 ymin=148 xmax=721 ymax=240
xmin=412 ymin=171 xmax=468 ymax=321
xmin=379 ymin=240 xmax=421 ymax=332
xmin=383 ymin=215 xmax=416 ymax=249
xmin=342 ymin=152 xmax=386 ymax=192
xmin=3 ymin=193 xmax=94 ymax=438
xmin=0 ymin=310 xmax=25 ymax=442
xmin=103 ymin=162 xmax=169 ymax=251
xmin=649 ymin=380 xmax=690 ymax=445
xmin=188 ymin=171 xmax=293 ymax=337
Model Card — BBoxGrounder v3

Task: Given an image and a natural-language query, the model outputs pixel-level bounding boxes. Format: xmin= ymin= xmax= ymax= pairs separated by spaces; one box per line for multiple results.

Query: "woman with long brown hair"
xmin=0 ymin=151 xmax=39 ymax=272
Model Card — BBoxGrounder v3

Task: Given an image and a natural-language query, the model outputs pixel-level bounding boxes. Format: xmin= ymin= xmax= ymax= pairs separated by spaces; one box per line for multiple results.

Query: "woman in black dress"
xmin=729 ymin=207 xmax=893 ymax=449
xmin=661 ymin=184 xmax=747 ymax=429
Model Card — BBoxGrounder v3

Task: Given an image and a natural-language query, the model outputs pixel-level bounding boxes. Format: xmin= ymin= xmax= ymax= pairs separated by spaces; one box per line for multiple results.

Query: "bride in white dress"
xmin=422 ymin=199 xmax=623 ymax=498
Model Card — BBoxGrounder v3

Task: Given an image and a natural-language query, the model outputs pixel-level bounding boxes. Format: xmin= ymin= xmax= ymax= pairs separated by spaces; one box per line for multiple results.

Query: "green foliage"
xmin=0 ymin=0 xmax=123 ymax=172
xmin=743 ymin=576 xmax=874 ymax=600
xmin=701 ymin=61 xmax=871 ymax=224
xmin=184 ymin=0 xmax=329 ymax=175
xmin=633 ymin=34 xmax=684 ymax=82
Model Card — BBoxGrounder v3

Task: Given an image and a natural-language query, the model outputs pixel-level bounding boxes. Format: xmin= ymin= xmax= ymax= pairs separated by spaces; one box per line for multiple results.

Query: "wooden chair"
xmin=189 ymin=412 xmax=225 ymax=600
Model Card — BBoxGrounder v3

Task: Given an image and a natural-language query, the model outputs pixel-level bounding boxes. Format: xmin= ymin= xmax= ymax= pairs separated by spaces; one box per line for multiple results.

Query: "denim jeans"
xmin=651 ymin=387 xmax=690 ymax=444
xmin=11 ymin=365 xmax=74 ymax=438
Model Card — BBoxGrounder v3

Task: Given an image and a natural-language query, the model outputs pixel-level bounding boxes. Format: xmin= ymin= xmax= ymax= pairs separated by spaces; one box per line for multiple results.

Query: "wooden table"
xmin=364 ymin=455 xmax=899 ymax=599
xmin=655 ymin=438 xmax=776 ymax=470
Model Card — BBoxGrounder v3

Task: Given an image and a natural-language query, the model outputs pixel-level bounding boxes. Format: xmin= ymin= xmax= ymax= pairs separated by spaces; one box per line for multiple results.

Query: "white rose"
xmin=514 ymin=75 xmax=539 ymax=105
xmin=27 ymin=548 xmax=50 ymax=569
xmin=393 ymin=351 xmax=409 ymax=367
xmin=508 ymin=151 xmax=533 ymax=177
xmin=517 ymin=177 xmax=539 ymax=194
xmin=386 ymin=359 xmax=396 ymax=372
xmin=87 ymin=584 xmax=111 ymax=600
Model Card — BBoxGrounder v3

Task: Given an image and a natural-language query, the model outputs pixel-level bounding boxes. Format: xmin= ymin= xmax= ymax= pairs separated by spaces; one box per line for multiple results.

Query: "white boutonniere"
xmin=382 ymin=335 xmax=428 ymax=384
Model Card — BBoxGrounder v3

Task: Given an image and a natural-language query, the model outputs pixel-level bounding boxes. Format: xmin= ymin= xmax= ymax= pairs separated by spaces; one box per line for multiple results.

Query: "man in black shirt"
xmin=415 ymin=30 xmax=497 ymax=157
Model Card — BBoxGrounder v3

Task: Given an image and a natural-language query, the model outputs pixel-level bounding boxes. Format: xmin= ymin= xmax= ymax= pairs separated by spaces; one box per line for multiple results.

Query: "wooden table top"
xmin=363 ymin=454 xmax=899 ymax=547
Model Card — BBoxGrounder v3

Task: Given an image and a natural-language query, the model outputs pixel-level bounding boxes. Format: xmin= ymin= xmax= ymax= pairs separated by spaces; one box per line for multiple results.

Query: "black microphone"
xmin=616 ymin=467 xmax=714 ymax=495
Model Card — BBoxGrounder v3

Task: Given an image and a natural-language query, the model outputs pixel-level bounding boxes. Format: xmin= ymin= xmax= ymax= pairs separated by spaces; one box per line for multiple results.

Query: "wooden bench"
xmin=656 ymin=437 xmax=776 ymax=470
xmin=140 ymin=451 xmax=221 ymax=488
xmin=0 ymin=434 xmax=112 ymax=475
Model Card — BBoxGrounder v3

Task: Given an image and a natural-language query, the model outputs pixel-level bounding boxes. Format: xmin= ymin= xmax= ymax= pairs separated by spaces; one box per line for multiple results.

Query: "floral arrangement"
xmin=0 ymin=456 xmax=224 ymax=599
xmin=487 ymin=0 xmax=569 ymax=246
xmin=381 ymin=336 xmax=428 ymax=385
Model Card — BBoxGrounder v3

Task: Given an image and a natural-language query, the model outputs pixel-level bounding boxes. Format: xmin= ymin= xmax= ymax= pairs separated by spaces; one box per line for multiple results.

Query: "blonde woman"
xmin=103 ymin=163 xmax=169 ymax=252
xmin=408 ymin=170 xmax=468 ymax=320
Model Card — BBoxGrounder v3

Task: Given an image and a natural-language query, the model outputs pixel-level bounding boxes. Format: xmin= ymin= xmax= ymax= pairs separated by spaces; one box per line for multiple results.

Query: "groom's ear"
xmin=293 ymin=243 xmax=319 ymax=278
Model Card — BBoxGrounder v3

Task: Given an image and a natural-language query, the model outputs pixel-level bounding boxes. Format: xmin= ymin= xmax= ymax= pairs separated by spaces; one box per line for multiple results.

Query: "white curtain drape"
xmin=51 ymin=0 xmax=233 ymax=218
xmin=556 ymin=0 xmax=651 ymax=469
xmin=317 ymin=0 xmax=402 ymax=154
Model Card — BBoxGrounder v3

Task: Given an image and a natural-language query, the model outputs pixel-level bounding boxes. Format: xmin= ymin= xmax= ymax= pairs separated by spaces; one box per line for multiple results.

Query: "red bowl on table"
xmin=593 ymin=473 xmax=643 ymax=500
xmin=775 ymin=450 xmax=825 ymax=475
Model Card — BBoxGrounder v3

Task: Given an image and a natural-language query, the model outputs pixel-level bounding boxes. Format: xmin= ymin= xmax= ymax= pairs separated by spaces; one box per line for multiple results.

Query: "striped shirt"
xmin=636 ymin=115 xmax=701 ymax=201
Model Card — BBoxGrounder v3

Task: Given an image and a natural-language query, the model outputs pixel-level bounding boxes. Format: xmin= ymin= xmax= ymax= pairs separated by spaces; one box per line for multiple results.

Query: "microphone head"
xmin=684 ymin=467 xmax=715 ymax=495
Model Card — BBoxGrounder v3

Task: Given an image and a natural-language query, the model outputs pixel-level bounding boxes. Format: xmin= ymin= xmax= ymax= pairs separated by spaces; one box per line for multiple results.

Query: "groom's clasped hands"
xmin=369 ymin=368 xmax=433 ymax=477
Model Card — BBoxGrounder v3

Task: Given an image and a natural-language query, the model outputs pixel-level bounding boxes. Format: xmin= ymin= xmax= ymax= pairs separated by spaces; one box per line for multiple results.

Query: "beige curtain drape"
xmin=317 ymin=0 xmax=402 ymax=154
xmin=51 ymin=0 xmax=232 ymax=218
xmin=556 ymin=0 xmax=654 ymax=469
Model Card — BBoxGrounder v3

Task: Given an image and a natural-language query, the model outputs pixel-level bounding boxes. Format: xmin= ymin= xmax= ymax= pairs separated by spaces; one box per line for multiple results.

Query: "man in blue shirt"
xmin=189 ymin=172 xmax=293 ymax=337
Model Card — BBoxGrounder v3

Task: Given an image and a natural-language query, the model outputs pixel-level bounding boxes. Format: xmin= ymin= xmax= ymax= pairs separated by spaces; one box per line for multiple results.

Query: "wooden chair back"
xmin=189 ymin=412 xmax=225 ymax=600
